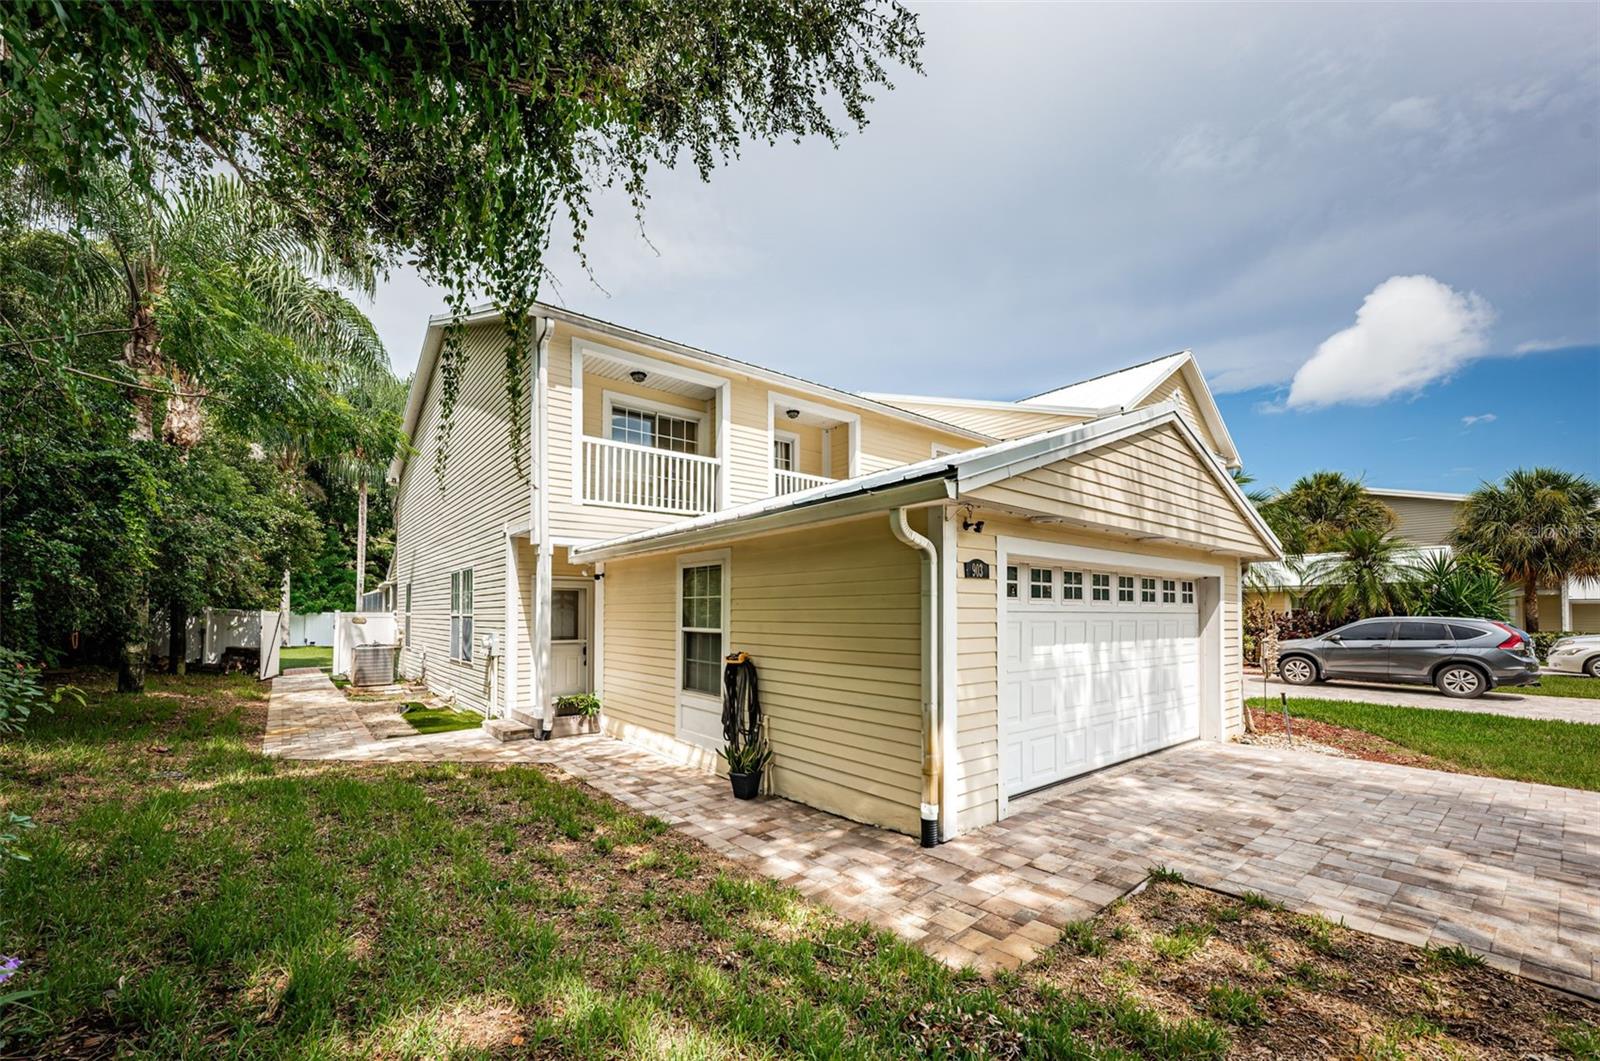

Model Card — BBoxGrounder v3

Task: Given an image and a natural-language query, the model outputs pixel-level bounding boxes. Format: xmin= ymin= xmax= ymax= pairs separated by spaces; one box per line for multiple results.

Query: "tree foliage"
xmin=1453 ymin=468 xmax=1600 ymax=632
xmin=1 ymin=0 xmax=923 ymax=477
xmin=1299 ymin=528 xmax=1415 ymax=620
xmin=1259 ymin=471 xmax=1396 ymax=555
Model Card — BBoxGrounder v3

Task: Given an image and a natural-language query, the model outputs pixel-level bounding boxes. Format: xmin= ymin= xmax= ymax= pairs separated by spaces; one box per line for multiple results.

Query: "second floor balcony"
xmin=582 ymin=435 xmax=720 ymax=515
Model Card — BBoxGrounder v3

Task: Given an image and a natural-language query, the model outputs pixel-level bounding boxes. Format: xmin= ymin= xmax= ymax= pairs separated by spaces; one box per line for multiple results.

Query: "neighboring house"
xmin=386 ymin=306 xmax=1280 ymax=842
xmin=1246 ymin=487 xmax=1600 ymax=632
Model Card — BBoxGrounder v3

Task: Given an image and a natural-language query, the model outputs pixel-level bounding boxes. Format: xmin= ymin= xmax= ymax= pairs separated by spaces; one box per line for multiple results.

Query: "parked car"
xmin=1546 ymin=634 xmax=1600 ymax=678
xmin=1276 ymin=617 xmax=1541 ymax=699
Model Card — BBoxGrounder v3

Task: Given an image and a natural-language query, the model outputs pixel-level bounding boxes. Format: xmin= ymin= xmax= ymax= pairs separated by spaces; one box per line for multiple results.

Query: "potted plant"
xmin=552 ymin=693 xmax=601 ymax=736
xmin=724 ymin=736 xmax=771 ymax=800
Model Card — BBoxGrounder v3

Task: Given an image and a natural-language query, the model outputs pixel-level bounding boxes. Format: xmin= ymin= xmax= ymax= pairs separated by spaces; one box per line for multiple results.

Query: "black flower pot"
xmin=729 ymin=769 xmax=762 ymax=800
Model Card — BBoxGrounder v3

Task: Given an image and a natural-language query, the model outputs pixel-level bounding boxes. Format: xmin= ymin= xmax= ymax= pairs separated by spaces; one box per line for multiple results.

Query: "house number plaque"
xmin=962 ymin=559 xmax=991 ymax=579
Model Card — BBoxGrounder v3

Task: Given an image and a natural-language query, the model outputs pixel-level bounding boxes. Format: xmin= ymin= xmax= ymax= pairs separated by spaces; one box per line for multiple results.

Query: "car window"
xmin=1395 ymin=621 xmax=1452 ymax=641
xmin=1337 ymin=620 xmax=1393 ymax=640
xmin=1450 ymin=623 xmax=1488 ymax=641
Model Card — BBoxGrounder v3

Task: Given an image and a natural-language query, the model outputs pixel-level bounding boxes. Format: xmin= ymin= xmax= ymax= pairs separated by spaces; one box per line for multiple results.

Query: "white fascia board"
xmin=389 ymin=323 xmax=447 ymax=485
xmin=1368 ymin=487 xmax=1472 ymax=502
xmin=1109 ymin=353 xmax=1240 ymax=470
xmin=570 ymin=476 xmax=954 ymax=563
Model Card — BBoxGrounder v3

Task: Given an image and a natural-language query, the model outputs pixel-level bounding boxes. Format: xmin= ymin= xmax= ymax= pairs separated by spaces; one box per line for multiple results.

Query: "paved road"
xmin=1248 ymin=674 xmax=1600 ymax=725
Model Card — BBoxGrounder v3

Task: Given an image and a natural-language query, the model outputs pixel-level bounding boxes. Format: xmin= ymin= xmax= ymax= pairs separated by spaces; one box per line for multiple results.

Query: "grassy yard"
xmin=402 ymin=701 xmax=484 ymax=735
xmin=279 ymin=645 xmax=333 ymax=672
xmin=1252 ymin=696 xmax=1600 ymax=791
xmin=1518 ymin=672 xmax=1600 ymax=699
xmin=2 ymin=673 xmax=1595 ymax=1057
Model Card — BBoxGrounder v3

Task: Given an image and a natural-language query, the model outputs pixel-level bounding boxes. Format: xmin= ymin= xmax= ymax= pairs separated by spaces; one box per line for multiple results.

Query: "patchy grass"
xmin=1 ymin=671 xmax=1594 ymax=1058
xmin=400 ymin=702 xmax=483 ymax=735
xmin=1249 ymin=696 xmax=1600 ymax=791
xmin=279 ymin=645 xmax=333 ymax=672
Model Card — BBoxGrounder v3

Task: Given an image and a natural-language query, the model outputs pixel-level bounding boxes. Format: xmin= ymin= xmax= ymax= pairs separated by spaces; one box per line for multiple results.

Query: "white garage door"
xmin=1002 ymin=562 xmax=1200 ymax=797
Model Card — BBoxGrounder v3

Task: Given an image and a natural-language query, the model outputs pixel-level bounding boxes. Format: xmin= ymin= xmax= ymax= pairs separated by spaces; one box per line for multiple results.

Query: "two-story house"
xmin=387 ymin=305 xmax=1280 ymax=844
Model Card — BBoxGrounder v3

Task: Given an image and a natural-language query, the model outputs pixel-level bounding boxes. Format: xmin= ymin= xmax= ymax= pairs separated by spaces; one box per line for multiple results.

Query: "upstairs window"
xmin=611 ymin=403 xmax=700 ymax=454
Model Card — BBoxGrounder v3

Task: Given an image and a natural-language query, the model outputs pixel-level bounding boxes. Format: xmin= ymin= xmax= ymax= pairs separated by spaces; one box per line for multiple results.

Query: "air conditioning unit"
xmin=351 ymin=644 xmax=396 ymax=687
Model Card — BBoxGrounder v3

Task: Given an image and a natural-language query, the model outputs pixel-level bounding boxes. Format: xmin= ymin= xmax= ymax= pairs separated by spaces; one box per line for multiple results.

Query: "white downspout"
xmin=890 ymin=506 xmax=943 ymax=847
xmin=532 ymin=316 xmax=556 ymax=736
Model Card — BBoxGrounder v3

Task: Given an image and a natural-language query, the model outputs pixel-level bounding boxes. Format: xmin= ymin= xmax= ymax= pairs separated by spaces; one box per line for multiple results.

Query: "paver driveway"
xmin=266 ymin=671 xmax=1600 ymax=998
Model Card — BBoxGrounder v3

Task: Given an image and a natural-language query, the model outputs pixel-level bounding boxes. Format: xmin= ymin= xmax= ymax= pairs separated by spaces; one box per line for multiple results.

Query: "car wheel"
xmin=1435 ymin=664 xmax=1486 ymax=699
xmin=1586 ymin=655 xmax=1600 ymax=679
xmin=1279 ymin=656 xmax=1318 ymax=685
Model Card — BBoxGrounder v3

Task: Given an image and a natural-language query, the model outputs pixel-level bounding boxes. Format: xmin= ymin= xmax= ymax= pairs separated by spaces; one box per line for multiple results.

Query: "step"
xmin=482 ymin=718 xmax=540 ymax=743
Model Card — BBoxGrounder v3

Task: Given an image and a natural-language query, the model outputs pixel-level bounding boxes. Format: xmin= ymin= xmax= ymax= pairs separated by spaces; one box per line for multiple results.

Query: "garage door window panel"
xmin=1029 ymin=568 xmax=1053 ymax=601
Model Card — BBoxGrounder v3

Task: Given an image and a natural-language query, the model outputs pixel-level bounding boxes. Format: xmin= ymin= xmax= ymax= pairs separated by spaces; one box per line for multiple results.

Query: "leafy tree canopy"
xmin=1259 ymin=471 xmax=1395 ymax=555
xmin=1453 ymin=467 xmax=1600 ymax=632
xmin=1 ymin=0 xmax=923 ymax=475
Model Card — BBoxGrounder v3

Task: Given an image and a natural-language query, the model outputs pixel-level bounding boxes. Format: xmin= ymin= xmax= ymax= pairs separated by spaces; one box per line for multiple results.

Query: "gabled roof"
xmin=571 ymin=401 xmax=1282 ymax=564
xmin=1018 ymin=351 xmax=1192 ymax=408
xmin=388 ymin=303 xmax=997 ymax=485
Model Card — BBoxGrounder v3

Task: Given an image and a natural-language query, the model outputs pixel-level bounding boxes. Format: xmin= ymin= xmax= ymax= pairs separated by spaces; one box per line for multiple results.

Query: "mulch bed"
xmin=1241 ymin=706 xmax=1451 ymax=770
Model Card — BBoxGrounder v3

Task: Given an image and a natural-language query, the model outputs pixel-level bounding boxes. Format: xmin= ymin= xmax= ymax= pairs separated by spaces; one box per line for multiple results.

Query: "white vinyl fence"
xmin=333 ymin=612 xmax=398 ymax=678
xmin=153 ymin=607 xmax=283 ymax=679
xmin=288 ymin=611 xmax=336 ymax=647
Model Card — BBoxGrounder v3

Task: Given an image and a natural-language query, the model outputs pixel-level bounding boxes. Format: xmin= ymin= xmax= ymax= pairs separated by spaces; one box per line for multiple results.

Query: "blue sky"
xmin=362 ymin=2 xmax=1599 ymax=491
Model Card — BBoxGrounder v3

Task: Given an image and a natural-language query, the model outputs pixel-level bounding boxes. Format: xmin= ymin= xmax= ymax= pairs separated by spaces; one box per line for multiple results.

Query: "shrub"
xmin=554 ymin=693 xmax=601 ymax=718
xmin=1531 ymin=631 xmax=1579 ymax=662
xmin=1244 ymin=600 xmax=1333 ymax=664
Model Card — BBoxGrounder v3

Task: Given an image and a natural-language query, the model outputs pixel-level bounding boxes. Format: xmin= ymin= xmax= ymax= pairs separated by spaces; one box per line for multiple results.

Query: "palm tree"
xmin=1230 ymin=467 xmax=1272 ymax=507
xmin=1301 ymin=528 xmax=1416 ymax=620
xmin=6 ymin=167 xmax=389 ymax=690
xmin=322 ymin=366 xmax=408 ymax=611
xmin=1259 ymin=471 xmax=1396 ymax=555
xmin=1453 ymin=468 xmax=1600 ymax=632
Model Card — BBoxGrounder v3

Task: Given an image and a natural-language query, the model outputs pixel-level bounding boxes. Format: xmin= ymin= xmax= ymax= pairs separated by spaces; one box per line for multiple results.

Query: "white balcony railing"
xmin=773 ymin=469 xmax=833 ymax=496
xmin=582 ymin=436 xmax=719 ymax=514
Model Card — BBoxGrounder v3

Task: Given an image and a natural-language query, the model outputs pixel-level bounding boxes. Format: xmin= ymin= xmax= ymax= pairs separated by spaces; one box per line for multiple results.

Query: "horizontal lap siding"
xmin=881 ymin=400 xmax=1085 ymax=440
xmin=1380 ymin=495 xmax=1459 ymax=547
xmin=391 ymin=322 xmax=527 ymax=715
xmin=599 ymin=516 xmax=925 ymax=834
xmin=968 ymin=424 xmax=1263 ymax=554
xmin=1136 ymin=371 xmax=1225 ymax=460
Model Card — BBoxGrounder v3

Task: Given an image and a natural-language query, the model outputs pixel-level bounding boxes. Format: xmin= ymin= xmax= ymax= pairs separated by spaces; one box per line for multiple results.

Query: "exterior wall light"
xmin=629 ymin=370 xmax=648 ymax=383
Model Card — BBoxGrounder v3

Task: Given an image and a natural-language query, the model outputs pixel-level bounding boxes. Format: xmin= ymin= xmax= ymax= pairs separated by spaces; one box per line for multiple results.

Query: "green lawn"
xmin=401 ymin=701 xmax=484 ymax=735
xmin=279 ymin=644 xmax=333 ymax=672
xmin=2 ymin=672 xmax=1593 ymax=1057
xmin=1253 ymin=696 xmax=1600 ymax=791
xmin=1516 ymin=673 xmax=1600 ymax=699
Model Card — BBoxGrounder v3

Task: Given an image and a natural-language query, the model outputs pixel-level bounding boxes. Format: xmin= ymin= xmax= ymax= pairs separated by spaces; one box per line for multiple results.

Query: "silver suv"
xmin=1277 ymin=617 xmax=1541 ymax=699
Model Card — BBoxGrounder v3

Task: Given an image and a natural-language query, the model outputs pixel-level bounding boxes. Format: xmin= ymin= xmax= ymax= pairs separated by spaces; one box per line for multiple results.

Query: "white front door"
xmin=1002 ymin=563 xmax=1201 ymax=797
xmin=549 ymin=587 xmax=589 ymax=697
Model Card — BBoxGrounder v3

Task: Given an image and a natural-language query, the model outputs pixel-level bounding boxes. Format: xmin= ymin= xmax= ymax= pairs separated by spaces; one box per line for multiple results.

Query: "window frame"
xmin=1161 ymin=578 xmax=1177 ymax=604
xmin=1091 ymin=572 xmax=1111 ymax=602
xmin=449 ymin=568 xmax=474 ymax=662
xmin=602 ymin=390 xmax=708 ymax=455
xmin=1117 ymin=575 xmax=1135 ymax=603
xmin=676 ymin=549 xmax=730 ymax=704
xmin=1140 ymin=576 xmax=1157 ymax=603
xmin=1005 ymin=565 xmax=1019 ymax=600
xmin=404 ymin=581 xmax=413 ymax=644
xmin=1028 ymin=566 xmax=1054 ymax=601
xmin=772 ymin=429 xmax=799 ymax=472
xmin=1062 ymin=570 xmax=1084 ymax=601
xmin=1181 ymin=580 xmax=1195 ymax=605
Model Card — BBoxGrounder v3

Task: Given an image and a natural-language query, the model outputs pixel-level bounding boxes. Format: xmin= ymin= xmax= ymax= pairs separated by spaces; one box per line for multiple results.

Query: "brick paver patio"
xmin=266 ymin=670 xmax=1600 ymax=998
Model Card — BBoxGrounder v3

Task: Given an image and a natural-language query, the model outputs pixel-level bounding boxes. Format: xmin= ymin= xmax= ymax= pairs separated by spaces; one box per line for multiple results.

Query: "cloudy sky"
xmin=360 ymin=2 xmax=1600 ymax=493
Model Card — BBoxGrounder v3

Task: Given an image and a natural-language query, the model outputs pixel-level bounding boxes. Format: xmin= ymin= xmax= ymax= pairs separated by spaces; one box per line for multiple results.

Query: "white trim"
xmin=675 ymin=549 xmax=731 ymax=751
xmin=1368 ymin=487 xmax=1471 ymax=502
xmin=569 ymin=340 xmax=584 ymax=506
xmin=549 ymin=577 xmax=593 ymax=696
xmin=601 ymin=389 xmax=710 ymax=455
xmin=502 ymin=534 xmax=518 ymax=719
xmin=932 ymin=442 xmax=960 ymax=458
xmin=993 ymin=535 xmax=1226 ymax=819
xmin=771 ymin=428 xmax=800 ymax=483
xmin=937 ymin=507 xmax=960 ymax=838
xmin=593 ymin=563 xmax=605 ymax=700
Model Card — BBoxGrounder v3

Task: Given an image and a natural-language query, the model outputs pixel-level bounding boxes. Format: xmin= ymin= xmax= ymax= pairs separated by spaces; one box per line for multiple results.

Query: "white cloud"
xmin=1514 ymin=337 xmax=1570 ymax=354
xmin=1286 ymin=275 xmax=1496 ymax=408
xmin=1461 ymin=413 xmax=1497 ymax=426
xmin=1376 ymin=96 xmax=1441 ymax=131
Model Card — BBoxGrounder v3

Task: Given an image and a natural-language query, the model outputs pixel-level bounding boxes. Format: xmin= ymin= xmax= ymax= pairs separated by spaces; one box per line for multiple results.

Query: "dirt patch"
xmin=1018 ymin=880 xmax=1599 ymax=1059
xmin=1240 ymin=708 xmax=1452 ymax=771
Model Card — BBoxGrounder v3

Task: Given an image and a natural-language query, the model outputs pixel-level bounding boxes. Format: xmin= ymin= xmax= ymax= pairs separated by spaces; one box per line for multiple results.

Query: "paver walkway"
xmin=266 ymin=670 xmax=1600 ymax=998
xmin=1250 ymin=674 xmax=1600 ymax=724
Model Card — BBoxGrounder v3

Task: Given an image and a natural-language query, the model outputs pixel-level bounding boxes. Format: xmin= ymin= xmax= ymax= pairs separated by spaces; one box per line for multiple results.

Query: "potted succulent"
xmin=724 ymin=736 xmax=771 ymax=800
